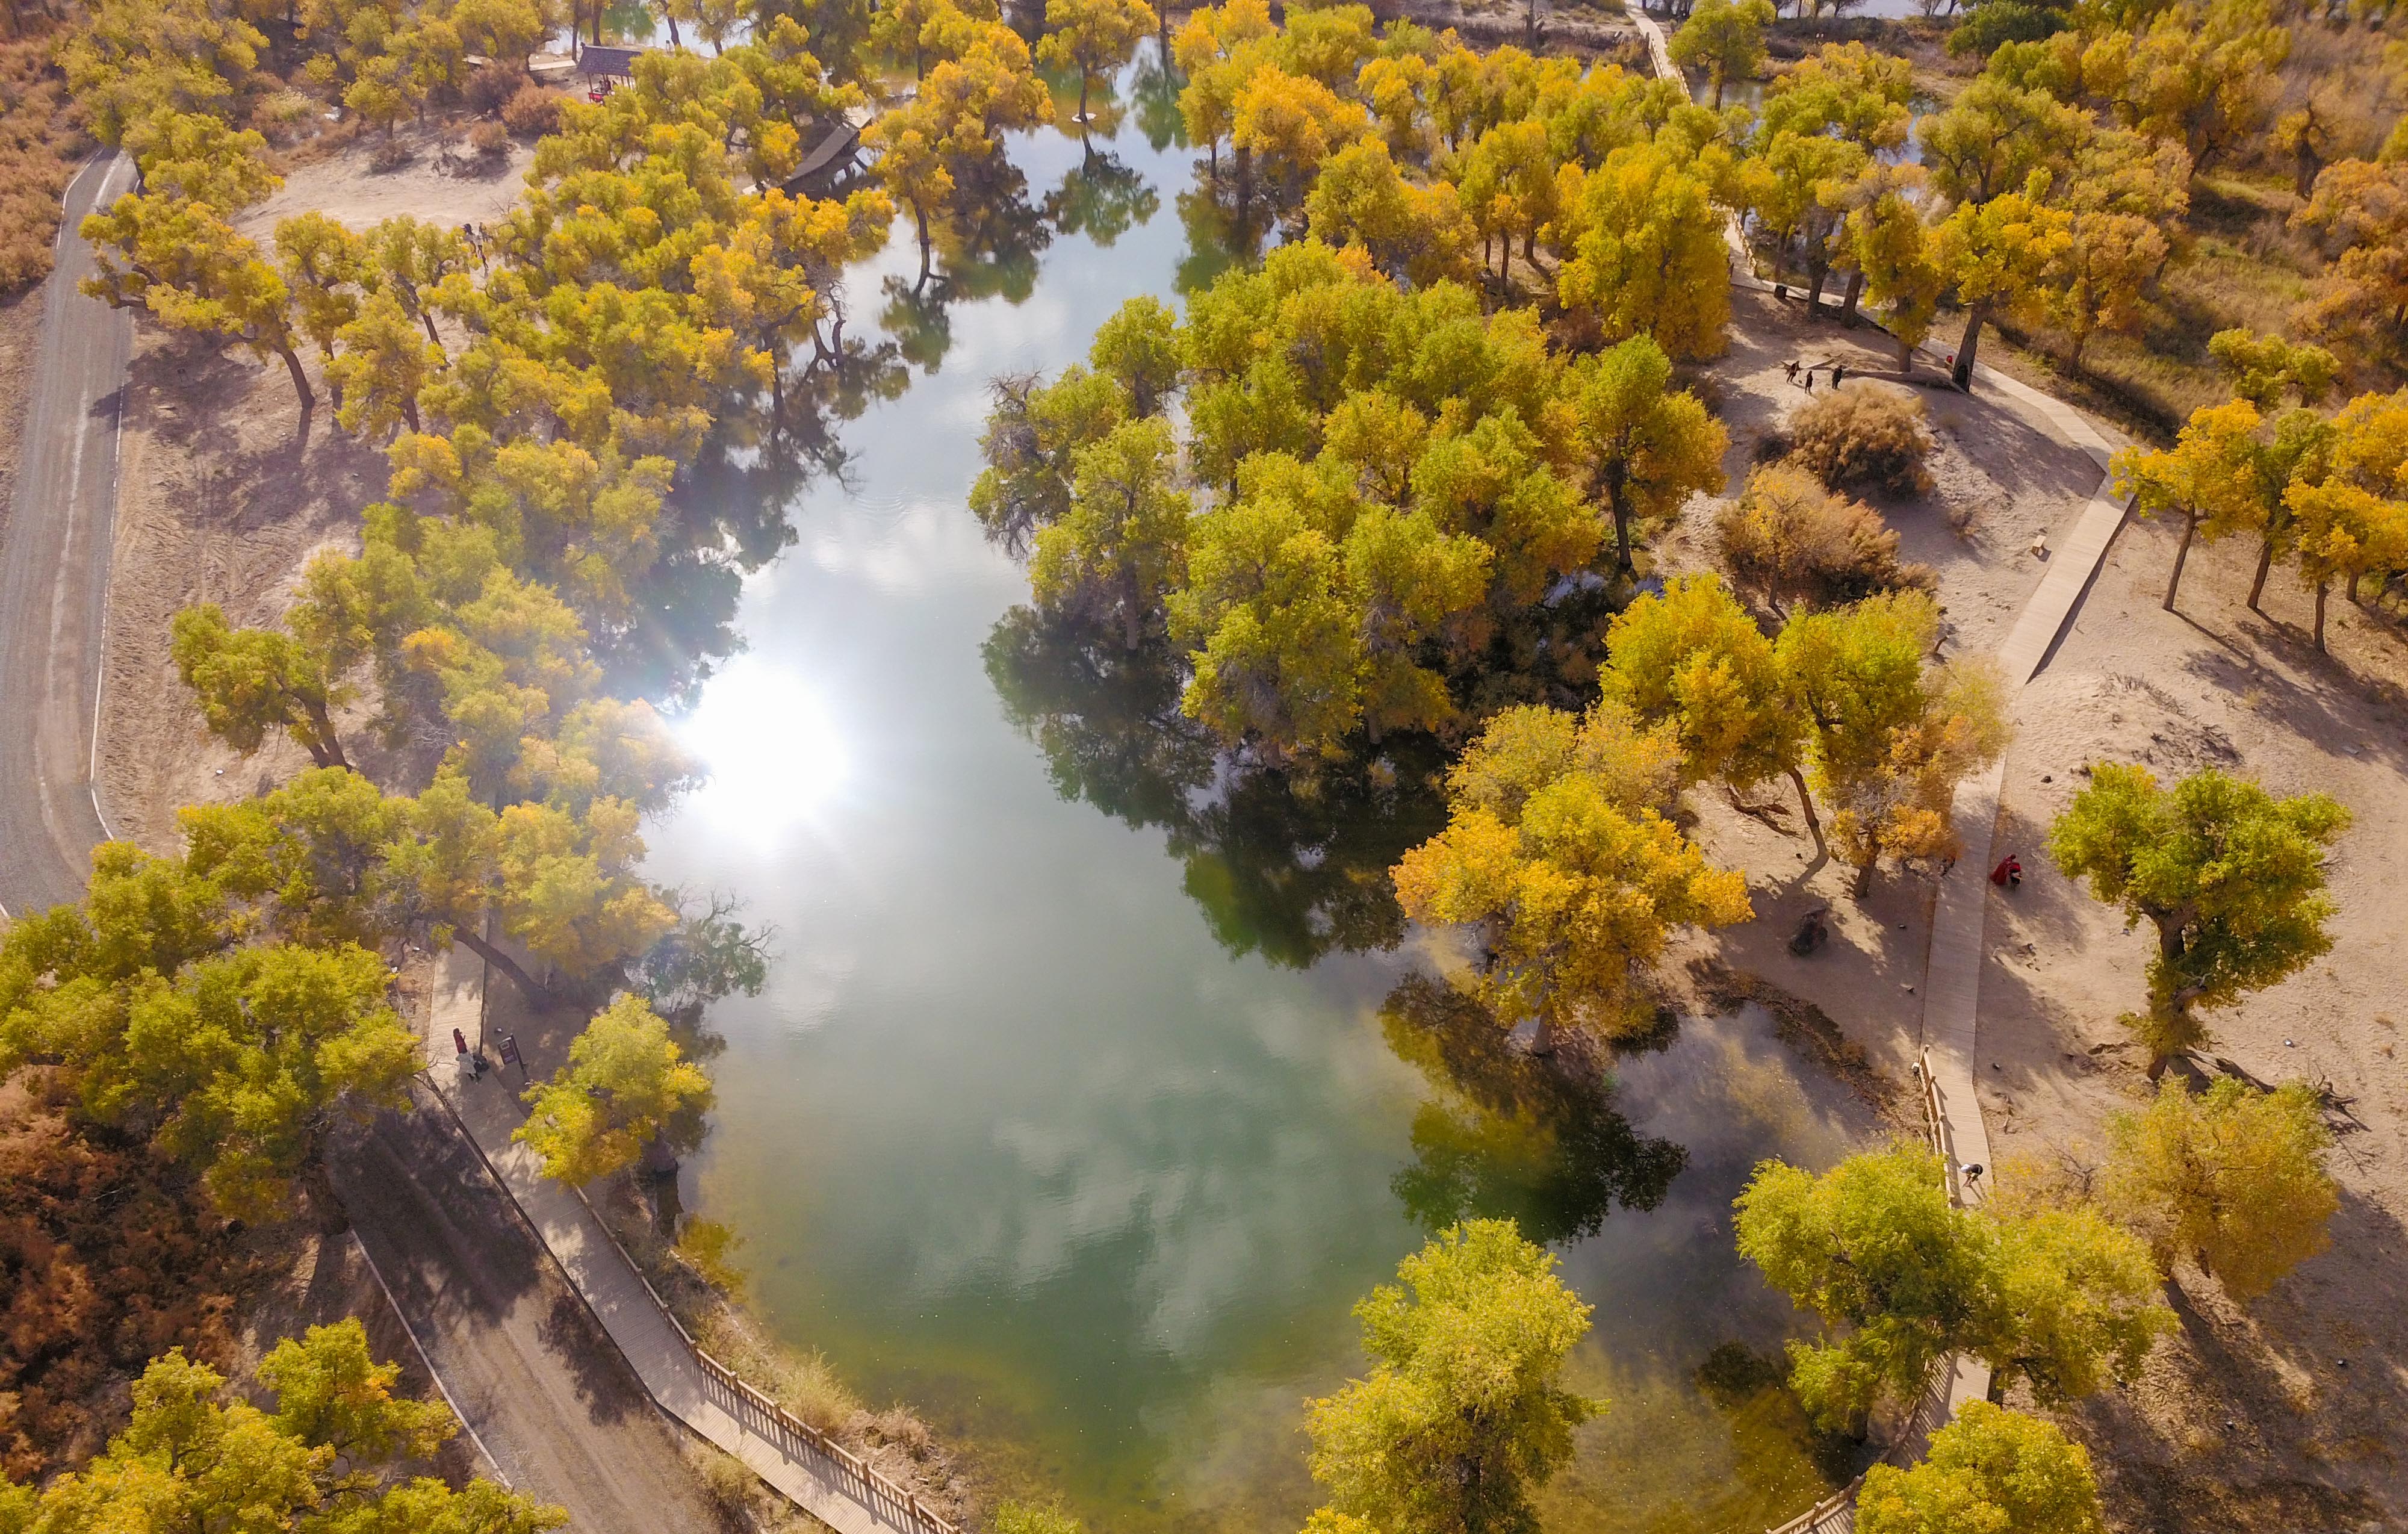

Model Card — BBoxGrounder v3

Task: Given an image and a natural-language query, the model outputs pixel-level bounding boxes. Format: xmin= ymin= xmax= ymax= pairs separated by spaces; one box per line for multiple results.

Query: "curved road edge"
xmin=0 ymin=151 xmax=134 ymax=919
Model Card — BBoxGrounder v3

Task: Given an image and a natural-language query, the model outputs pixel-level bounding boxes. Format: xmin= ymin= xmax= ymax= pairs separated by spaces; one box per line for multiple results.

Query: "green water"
xmin=643 ymin=55 xmax=1875 ymax=1533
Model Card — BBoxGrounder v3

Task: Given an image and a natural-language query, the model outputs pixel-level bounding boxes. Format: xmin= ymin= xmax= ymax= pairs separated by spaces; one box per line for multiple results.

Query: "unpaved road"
xmin=337 ymin=1088 xmax=726 ymax=1531
xmin=0 ymin=154 xmax=132 ymax=917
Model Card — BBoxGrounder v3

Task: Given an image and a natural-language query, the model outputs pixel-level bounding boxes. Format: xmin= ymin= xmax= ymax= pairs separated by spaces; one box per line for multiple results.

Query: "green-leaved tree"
xmin=1304 ymin=1220 xmax=1597 ymax=1534
xmin=2048 ymin=765 xmax=2348 ymax=1076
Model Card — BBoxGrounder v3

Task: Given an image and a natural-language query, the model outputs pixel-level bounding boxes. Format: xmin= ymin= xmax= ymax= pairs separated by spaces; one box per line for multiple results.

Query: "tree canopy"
xmin=2048 ymin=765 xmax=2348 ymax=1075
xmin=1304 ymin=1220 xmax=1597 ymax=1534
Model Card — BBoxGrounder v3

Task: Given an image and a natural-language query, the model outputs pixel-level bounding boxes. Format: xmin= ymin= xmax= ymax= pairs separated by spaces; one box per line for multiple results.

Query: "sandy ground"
xmin=235 ymin=129 xmax=537 ymax=243
xmin=1982 ymin=524 xmax=2408 ymax=1532
xmin=95 ymin=332 xmax=386 ymax=849
xmin=0 ymin=290 xmax=40 ymax=552
xmin=1668 ymin=289 xmax=2408 ymax=1532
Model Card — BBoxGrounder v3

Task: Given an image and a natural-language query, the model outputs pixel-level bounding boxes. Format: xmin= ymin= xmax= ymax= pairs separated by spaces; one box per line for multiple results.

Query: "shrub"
xmin=502 ymin=82 xmax=566 ymax=138
xmin=246 ymin=87 xmax=321 ymax=142
xmin=0 ymin=1070 xmax=255 ymax=1481
xmin=465 ymin=62 xmax=523 ymax=116
xmin=367 ymin=137 xmax=414 ymax=172
xmin=1786 ymin=380 xmax=1937 ymax=496
xmin=468 ymin=118 xmax=511 ymax=161
xmin=0 ymin=36 xmax=84 ymax=297
xmin=1716 ymin=465 xmax=1936 ymax=616
xmin=690 ymin=1443 xmax=765 ymax=1521
xmin=991 ymin=1503 xmax=1085 ymax=1534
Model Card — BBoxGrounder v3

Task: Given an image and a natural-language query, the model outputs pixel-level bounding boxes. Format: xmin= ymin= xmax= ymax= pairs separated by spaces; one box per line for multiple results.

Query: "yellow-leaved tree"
xmin=1392 ymin=701 xmax=1752 ymax=1050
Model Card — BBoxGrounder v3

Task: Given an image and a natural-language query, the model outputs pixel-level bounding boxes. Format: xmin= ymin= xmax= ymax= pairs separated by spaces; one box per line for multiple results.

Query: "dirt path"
xmin=0 ymin=153 xmax=133 ymax=916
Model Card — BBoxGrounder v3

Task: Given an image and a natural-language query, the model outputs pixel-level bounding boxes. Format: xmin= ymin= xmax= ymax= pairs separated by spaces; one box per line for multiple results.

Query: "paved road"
xmin=0 ymin=153 xmax=134 ymax=918
xmin=337 ymin=1090 xmax=727 ymax=1532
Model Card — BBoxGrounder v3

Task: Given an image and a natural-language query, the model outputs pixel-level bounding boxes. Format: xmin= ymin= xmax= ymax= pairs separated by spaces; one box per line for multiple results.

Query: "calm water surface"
xmin=644 ymin=60 xmax=1877 ymax=1533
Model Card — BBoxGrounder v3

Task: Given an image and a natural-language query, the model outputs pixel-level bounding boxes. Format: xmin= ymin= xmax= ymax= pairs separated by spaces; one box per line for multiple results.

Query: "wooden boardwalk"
xmin=423 ymin=952 xmax=952 ymax=1534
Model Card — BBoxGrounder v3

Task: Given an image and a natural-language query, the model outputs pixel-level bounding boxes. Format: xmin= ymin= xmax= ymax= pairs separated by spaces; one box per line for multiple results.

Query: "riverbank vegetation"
xmin=0 ymin=0 xmax=2388 ymax=1522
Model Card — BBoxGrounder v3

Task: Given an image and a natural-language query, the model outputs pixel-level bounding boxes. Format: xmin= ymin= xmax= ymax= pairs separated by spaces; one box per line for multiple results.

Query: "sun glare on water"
xmin=677 ymin=660 xmax=848 ymax=830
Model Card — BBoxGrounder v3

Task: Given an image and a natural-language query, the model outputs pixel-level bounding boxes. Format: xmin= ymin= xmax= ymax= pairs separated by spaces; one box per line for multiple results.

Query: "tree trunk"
xmin=301 ymin=695 xmax=351 ymax=770
xmin=1078 ymin=70 xmax=1090 ymax=122
xmin=2313 ymin=579 xmax=2329 ymax=650
xmin=456 ymin=926 xmax=548 ymax=1001
xmin=402 ymin=395 xmax=421 ymax=432
xmin=1805 ymin=259 xmax=1828 ymax=320
xmin=1951 ymin=302 xmax=1985 ymax=391
xmin=666 ymin=11 xmax=681 ymax=47
xmin=1841 ymin=269 xmax=1863 ymax=323
xmin=1712 ymin=72 xmax=1725 ymax=108
xmin=2247 ymin=537 xmax=2275 ymax=612
xmin=1785 ymin=766 xmax=1825 ymax=854
xmin=299 ymin=1137 xmax=350 ymax=1234
xmin=914 ymin=205 xmax=932 ymax=288
xmin=1852 ymin=856 xmax=1876 ymax=898
xmin=2163 ymin=506 xmax=2198 ymax=612
xmin=1608 ymin=484 xmax=1635 ymax=576
xmin=279 ymin=346 xmax=317 ymax=412
xmin=421 ymin=309 xmax=442 ymax=349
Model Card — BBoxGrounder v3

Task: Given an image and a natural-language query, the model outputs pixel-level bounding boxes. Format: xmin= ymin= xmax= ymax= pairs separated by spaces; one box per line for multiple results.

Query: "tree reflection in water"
xmin=982 ymin=605 xmax=1450 ymax=969
xmin=601 ymin=329 xmax=907 ymax=707
xmin=1047 ymin=148 xmax=1161 ymax=250
xmin=1381 ymin=974 xmax=1687 ymax=1244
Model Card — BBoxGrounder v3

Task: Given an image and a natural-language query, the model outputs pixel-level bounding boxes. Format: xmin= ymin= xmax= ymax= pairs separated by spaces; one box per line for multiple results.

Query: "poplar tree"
xmin=1775 ymin=591 xmax=2008 ymax=896
xmin=2048 ymin=765 xmax=2347 ymax=1077
xmin=1668 ymin=0 xmax=1773 ymax=108
xmin=1857 ymin=1403 xmax=2106 ymax=1534
xmin=1392 ymin=701 xmax=1751 ymax=1047
xmin=1601 ymin=574 xmax=1816 ymax=847
xmin=1304 ymin=1220 xmax=1597 ymax=1534
xmin=516 ymin=995 xmax=713 ymax=1184
xmin=1566 ymin=337 xmax=1725 ymax=579
xmin=2103 ymin=1078 xmax=2337 ymax=1302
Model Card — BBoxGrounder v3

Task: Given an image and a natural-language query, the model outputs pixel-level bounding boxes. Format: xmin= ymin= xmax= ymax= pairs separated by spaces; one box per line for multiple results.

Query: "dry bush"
xmin=245 ymin=87 xmax=322 ymax=144
xmin=0 ymin=1069 xmax=255 ymax=1479
xmin=367 ymin=137 xmax=414 ymax=172
xmin=693 ymin=1309 xmax=863 ymax=1436
xmin=502 ymin=83 xmax=566 ymax=138
xmin=0 ymin=36 xmax=85 ymax=297
xmin=1716 ymin=464 xmax=1937 ymax=618
xmin=465 ymin=63 xmax=523 ymax=117
xmin=468 ymin=118 xmax=510 ymax=161
xmin=689 ymin=1441 xmax=766 ymax=1526
xmin=1785 ymin=379 xmax=1937 ymax=496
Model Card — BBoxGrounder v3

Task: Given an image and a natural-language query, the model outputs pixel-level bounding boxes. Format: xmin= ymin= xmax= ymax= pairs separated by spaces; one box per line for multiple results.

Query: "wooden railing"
xmin=563 ymin=1181 xmax=961 ymax=1534
xmin=1911 ymin=1047 xmax=1969 ymax=1206
xmin=414 ymin=1076 xmax=955 ymax=1534
xmin=1766 ymin=1475 xmax=1863 ymax=1534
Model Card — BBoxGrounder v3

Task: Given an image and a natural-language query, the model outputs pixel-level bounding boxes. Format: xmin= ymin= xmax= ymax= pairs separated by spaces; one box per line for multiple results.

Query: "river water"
xmin=642 ymin=54 xmax=1878 ymax=1533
